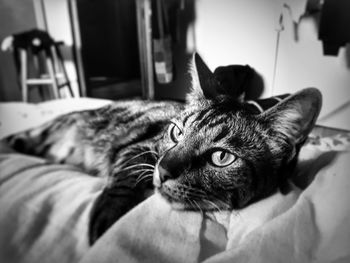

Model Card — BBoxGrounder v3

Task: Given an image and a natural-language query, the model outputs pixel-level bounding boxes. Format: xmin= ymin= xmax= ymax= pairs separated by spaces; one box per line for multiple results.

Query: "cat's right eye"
xmin=168 ymin=123 xmax=184 ymax=143
xmin=210 ymin=150 xmax=236 ymax=167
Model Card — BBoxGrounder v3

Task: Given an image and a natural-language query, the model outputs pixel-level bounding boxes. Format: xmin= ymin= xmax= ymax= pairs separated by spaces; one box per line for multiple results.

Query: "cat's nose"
xmin=158 ymin=166 xmax=172 ymax=183
xmin=153 ymin=165 xmax=172 ymax=187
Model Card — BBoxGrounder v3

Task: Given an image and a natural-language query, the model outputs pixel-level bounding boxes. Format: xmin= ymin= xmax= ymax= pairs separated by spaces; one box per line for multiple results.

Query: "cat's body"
xmin=4 ymin=54 xmax=322 ymax=244
xmin=8 ymin=100 xmax=182 ymax=177
xmin=5 ymin=100 xmax=183 ymax=242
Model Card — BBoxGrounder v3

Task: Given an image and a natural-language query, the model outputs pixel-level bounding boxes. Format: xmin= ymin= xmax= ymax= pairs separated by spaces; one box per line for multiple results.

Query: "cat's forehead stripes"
xmin=182 ymin=112 xmax=196 ymax=126
xmin=195 ymin=109 xmax=222 ymax=131
xmin=178 ymin=108 xmax=209 ymax=129
xmin=180 ymin=104 xmax=262 ymax=151
xmin=193 ymin=107 xmax=238 ymax=132
xmin=193 ymin=108 xmax=212 ymax=123
xmin=213 ymin=126 xmax=230 ymax=142
xmin=207 ymin=115 xmax=231 ymax=128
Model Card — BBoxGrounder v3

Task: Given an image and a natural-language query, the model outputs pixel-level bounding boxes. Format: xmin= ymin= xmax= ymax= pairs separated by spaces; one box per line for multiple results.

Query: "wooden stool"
xmin=19 ymin=42 xmax=74 ymax=101
xmin=2 ymin=29 xmax=74 ymax=102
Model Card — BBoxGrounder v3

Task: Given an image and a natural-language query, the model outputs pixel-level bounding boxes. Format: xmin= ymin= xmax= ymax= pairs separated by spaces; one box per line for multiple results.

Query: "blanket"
xmin=80 ymin=145 xmax=350 ymax=263
xmin=0 ymin=99 xmax=350 ymax=263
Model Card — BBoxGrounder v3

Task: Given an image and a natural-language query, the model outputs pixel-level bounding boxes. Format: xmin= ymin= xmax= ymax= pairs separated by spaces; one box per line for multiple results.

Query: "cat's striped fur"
xmin=6 ymin=101 xmax=182 ymax=177
xmin=4 ymin=54 xmax=322 ymax=244
xmin=5 ymin=100 xmax=183 ymax=243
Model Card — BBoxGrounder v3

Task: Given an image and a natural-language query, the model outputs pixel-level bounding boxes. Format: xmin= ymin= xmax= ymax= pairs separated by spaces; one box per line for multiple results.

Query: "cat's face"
xmin=153 ymin=53 xmax=322 ymax=211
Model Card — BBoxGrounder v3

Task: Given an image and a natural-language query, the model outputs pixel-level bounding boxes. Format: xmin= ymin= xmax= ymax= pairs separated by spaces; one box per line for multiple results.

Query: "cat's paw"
xmin=88 ymin=188 xmax=141 ymax=244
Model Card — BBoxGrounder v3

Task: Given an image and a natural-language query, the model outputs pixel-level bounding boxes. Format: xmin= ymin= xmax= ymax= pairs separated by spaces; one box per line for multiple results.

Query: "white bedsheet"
xmin=0 ymin=99 xmax=350 ymax=263
xmin=0 ymin=98 xmax=111 ymax=139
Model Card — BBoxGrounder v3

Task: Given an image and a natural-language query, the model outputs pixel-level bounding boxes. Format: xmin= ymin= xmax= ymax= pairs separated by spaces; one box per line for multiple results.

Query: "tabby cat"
xmin=4 ymin=53 xmax=322 ymax=244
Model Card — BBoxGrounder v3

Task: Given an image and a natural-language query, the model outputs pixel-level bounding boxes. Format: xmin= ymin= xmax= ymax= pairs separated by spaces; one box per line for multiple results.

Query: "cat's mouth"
xmin=155 ymin=182 xmax=201 ymax=210
xmin=156 ymin=183 xmax=231 ymax=211
xmin=156 ymin=189 xmax=187 ymax=210
xmin=156 ymin=183 xmax=185 ymax=204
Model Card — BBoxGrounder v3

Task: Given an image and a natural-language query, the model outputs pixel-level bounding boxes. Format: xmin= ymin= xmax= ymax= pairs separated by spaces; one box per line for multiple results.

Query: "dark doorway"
xmin=75 ymin=0 xmax=142 ymax=99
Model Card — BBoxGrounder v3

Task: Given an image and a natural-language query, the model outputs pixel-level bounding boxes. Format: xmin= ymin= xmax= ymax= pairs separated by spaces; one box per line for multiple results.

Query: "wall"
xmin=276 ymin=7 xmax=350 ymax=130
xmin=193 ymin=0 xmax=350 ymax=130
xmin=36 ymin=0 xmax=79 ymax=97
xmin=154 ymin=0 xmax=196 ymax=101
xmin=0 ymin=0 xmax=80 ymax=101
xmin=1 ymin=0 xmax=349 ymax=130
xmin=0 ymin=0 xmax=37 ymax=101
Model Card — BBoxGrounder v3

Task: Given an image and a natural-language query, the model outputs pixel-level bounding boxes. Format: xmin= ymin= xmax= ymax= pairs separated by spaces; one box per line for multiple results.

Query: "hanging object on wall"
xmin=152 ymin=0 xmax=173 ymax=84
xmin=318 ymin=0 xmax=350 ymax=56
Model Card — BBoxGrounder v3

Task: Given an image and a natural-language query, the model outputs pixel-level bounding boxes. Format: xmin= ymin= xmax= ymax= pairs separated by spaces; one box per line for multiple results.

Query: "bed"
xmin=0 ymin=98 xmax=349 ymax=263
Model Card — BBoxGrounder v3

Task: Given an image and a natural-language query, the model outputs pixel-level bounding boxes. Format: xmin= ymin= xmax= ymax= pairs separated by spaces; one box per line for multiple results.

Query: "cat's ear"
xmin=187 ymin=53 xmax=220 ymax=101
xmin=260 ymin=88 xmax=322 ymax=144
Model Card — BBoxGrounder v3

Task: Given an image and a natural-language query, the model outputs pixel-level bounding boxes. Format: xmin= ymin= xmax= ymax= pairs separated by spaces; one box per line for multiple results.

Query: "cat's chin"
xmin=155 ymin=187 xmax=230 ymax=211
xmin=162 ymin=198 xmax=190 ymax=210
xmin=155 ymin=188 xmax=187 ymax=210
xmin=169 ymin=201 xmax=187 ymax=210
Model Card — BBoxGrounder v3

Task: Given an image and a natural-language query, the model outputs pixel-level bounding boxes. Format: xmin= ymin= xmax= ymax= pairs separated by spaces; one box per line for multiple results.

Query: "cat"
xmin=4 ymin=53 xmax=322 ymax=244
xmin=5 ymin=100 xmax=183 ymax=244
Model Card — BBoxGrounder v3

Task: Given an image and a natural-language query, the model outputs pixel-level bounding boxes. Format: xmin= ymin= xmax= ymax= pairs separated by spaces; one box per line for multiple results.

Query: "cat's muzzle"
xmin=153 ymin=163 xmax=172 ymax=187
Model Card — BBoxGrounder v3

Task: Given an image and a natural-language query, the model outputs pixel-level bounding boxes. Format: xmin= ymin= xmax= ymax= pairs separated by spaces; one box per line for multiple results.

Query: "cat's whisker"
xmin=207 ymin=195 xmax=231 ymax=211
xmin=187 ymin=199 xmax=199 ymax=213
xmin=120 ymin=150 xmax=158 ymax=167
xmin=187 ymin=191 xmax=224 ymax=212
xmin=187 ymin=198 xmax=194 ymax=209
xmin=110 ymin=168 xmax=153 ymax=185
xmin=184 ymin=190 xmax=207 ymax=199
xmin=187 ymin=189 xmax=207 ymax=196
xmin=174 ymin=184 xmax=231 ymax=212
xmin=147 ymin=150 xmax=159 ymax=157
xmin=128 ymin=168 xmax=154 ymax=176
xmin=193 ymin=189 xmax=230 ymax=211
xmin=183 ymin=186 xmax=207 ymax=196
xmin=204 ymin=190 xmax=230 ymax=207
xmin=112 ymin=169 xmax=153 ymax=183
xmin=206 ymin=199 xmax=223 ymax=213
xmin=137 ymin=173 xmax=153 ymax=182
xmin=192 ymin=199 xmax=204 ymax=215
xmin=117 ymin=163 xmax=155 ymax=173
xmin=135 ymin=173 xmax=154 ymax=185
xmin=136 ymin=169 xmax=154 ymax=180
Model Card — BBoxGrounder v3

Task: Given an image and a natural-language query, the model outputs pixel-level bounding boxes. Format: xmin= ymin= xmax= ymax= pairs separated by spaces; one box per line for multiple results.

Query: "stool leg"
xmin=55 ymin=45 xmax=75 ymax=97
xmin=19 ymin=49 xmax=28 ymax=102
xmin=46 ymin=56 xmax=60 ymax=99
xmin=33 ymin=53 xmax=45 ymax=100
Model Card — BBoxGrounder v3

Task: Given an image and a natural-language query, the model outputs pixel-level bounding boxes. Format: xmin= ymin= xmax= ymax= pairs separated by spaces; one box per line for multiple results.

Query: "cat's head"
xmin=154 ymin=53 xmax=322 ymax=211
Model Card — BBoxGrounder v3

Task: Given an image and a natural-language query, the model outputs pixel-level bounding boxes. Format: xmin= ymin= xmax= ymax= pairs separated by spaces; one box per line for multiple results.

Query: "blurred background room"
xmin=0 ymin=0 xmax=349 ymax=130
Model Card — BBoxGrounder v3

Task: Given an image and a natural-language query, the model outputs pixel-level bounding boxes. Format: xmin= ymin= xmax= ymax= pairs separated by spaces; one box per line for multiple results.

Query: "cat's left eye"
xmin=210 ymin=150 xmax=236 ymax=167
xmin=169 ymin=123 xmax=184 ymax=143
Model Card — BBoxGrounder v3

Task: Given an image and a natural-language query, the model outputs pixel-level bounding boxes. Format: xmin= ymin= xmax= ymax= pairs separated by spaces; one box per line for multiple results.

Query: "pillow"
xmin=79 ymin=135 xmax=350 ymax=263
xmin=1 ymin=99 xmax=349 ymax=263
xmin=2 ymin=147 xmax=349 ymax=263
xmin=0 ymin=98 xmax=111 ymax=139
xmin=0 ymin=142 xmax=104 ymax=263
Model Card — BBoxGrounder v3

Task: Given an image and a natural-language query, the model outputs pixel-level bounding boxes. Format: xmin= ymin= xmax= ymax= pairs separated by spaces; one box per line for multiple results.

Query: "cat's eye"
xmin=169 ymin=123 xmax=184 ymax=143
xmin=210 ymin=150 xmax=236 ymax=167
